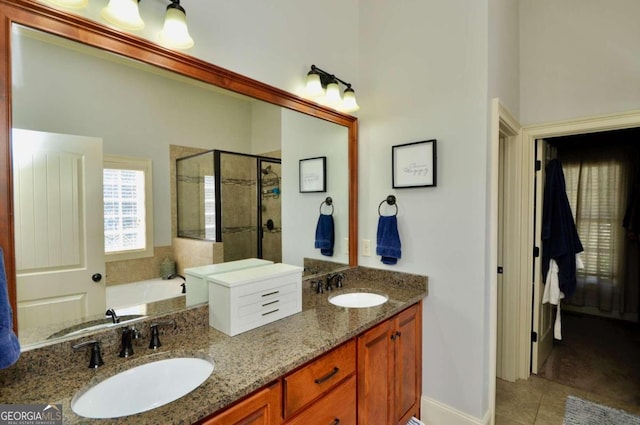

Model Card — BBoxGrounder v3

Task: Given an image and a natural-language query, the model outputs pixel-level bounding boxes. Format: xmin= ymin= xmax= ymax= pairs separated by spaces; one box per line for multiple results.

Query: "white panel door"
xmin=531 ymin=139 xmax=553 ymax=373
xmin=12 ymin=128 xmax=105 ymax=331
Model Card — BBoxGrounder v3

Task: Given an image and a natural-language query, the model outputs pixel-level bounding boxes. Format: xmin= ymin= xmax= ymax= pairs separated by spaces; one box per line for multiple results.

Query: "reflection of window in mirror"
xmin=103 ymin=155 xmax=154 ymax=261
xmin=203 ymin=175 xmax=216 ymax=240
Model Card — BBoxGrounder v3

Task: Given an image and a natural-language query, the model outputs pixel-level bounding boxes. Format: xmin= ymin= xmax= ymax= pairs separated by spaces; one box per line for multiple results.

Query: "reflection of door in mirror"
xmin=259 ymin=159 xmax=282 ymax=263
xmin=12 ymin=129 xmax=106 ymax=334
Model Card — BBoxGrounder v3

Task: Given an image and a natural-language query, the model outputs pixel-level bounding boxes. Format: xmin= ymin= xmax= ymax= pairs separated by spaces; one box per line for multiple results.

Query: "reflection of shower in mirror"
xmin=261 ymin=165 xmax=280 ymax=198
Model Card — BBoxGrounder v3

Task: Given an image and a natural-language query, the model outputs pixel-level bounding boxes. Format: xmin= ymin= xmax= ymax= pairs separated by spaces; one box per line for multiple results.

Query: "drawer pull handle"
xmin=262 ymin=300 xmax=279 ymax=307
xmin=331 ymin=419 xmax=340 ymax=425
xmin=262 ymin=291 xmax=279 ymax=297
xmin=314 ymin=367 xmax=339 ymax=384
xmin=262 ymin=309 xmax=279 ymax=316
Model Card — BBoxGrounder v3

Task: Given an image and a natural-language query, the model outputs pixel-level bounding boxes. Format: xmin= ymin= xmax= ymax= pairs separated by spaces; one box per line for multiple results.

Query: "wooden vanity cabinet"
xmin=199 ymin=302 xmax=422 ymax=425
xmin=357 ymin=303 xmax=422 ymax=425
xmin=201 ymin=381 xmax=282 ymax=425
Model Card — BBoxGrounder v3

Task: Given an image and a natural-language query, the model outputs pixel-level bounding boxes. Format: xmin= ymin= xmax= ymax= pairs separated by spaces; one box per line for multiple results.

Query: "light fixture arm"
xmin=310 ymin=64 xmax=352 ymax=89
xmin=167 ymin=0 xmax=186 ymax=14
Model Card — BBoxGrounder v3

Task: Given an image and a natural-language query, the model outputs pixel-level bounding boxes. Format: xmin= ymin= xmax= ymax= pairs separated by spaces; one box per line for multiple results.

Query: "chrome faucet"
xmin=105 ymin=308 xmax=120 ymax=324
xmin=73 ymin=340 xmax=104 ymax=368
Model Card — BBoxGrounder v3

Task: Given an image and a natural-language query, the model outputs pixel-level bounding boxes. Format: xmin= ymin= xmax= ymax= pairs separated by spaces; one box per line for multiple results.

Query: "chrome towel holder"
xmin=378 ymin=195 xmax=398 ymax=216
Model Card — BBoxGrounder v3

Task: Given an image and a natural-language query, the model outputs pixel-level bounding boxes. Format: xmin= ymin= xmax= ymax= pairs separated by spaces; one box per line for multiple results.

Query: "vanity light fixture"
xmin=101 ymin=0 xmax=145 ymax=31
xmin=44 ymin=0 xmax=88 ymax=9
xmin=305 ymin=65 xmax=360 ymax=113
xmin=158 ymin=0 xmax=194 ymax=49
xmin=44 ymin=0 xmax=195 ymax=49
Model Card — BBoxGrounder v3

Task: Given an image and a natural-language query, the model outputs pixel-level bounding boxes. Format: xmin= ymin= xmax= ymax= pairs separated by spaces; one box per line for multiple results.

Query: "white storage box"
xmin=208 ymin=263 xmax=303 ymax=336
xmin=184 ymin=258 xmax=273 ymax=306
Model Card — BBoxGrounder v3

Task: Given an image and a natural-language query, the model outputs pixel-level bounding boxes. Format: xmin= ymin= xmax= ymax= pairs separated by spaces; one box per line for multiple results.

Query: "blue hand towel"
xmin=314 ymin=214 xmax=334 ymax=257
xmin=0 ymin=247 xmax=20 ymax=369
xmin=376 ymin=215 xmax=401 ymax=265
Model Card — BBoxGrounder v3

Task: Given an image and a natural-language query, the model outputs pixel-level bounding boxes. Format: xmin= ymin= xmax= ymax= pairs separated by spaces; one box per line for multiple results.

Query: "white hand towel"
xmin=543 ymin=259 xmax=564 ymax=340
xmin=542 ymin=255 xmax=585 ymax=341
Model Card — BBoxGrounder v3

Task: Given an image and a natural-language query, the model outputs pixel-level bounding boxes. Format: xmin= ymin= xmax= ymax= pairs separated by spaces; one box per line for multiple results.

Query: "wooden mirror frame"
xmin=0 ymin=0 xmax=358 ymax=332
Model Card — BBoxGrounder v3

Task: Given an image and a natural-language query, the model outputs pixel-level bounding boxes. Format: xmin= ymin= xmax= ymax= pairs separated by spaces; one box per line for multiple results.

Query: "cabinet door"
xmin=202 ymin=381 xmax=282 ymax=425
xmin=394 ymin=304 xmax=422 ymax=424
xmin=357 ymin=318 xmax=395 ymax=425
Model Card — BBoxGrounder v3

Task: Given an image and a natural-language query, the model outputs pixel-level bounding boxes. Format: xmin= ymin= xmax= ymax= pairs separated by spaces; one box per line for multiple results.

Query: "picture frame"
xmin=299 ymin=156 xmax=327 ymax=193
xmin=392 ymin=139 xmax=437 ymax=188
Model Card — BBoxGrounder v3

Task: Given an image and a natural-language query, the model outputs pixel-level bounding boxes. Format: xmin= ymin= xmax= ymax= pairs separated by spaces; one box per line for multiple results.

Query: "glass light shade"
xmin=341 ymin=88 xmax=360 ymax=112
xmin=158 ymin=6 xmax=194 ymax=49
xmin=324 ymin=81 xmax=342 ymax=107
xmin=305 ymin=72 xmax=324 ymax=98
xmin=101 ymin=0 xmax=145 ymax=31
xmin=45 ymin=0 xmax=88 ymax=9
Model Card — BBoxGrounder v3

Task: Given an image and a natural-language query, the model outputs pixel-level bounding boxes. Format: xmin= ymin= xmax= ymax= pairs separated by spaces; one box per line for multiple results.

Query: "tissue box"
xmin=184 ymin=258 xmax=273 ymax=306
xmin=208 ymin=263 xmax=303 ymax=336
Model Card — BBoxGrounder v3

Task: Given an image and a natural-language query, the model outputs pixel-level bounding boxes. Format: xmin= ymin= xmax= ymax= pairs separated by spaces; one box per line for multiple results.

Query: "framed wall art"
xmin=392 ymin=139 xmax=437 ymax=188
xmin=299 ymin=156 xmax=327 ymax=193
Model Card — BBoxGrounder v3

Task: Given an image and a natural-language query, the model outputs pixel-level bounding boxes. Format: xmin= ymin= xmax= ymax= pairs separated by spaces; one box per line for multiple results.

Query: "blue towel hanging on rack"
xmin=0 ymin=247 xmax=20 ymax=369
xmin=315 ymin=214 xmax=334 ymax=256
xmin=376 ymin=215 xmax=401 ymax=265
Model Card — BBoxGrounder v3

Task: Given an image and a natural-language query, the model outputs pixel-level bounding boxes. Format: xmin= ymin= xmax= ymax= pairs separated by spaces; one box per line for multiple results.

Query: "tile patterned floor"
xmin=495 ymin=313 xmax=640 ymax=425
xmin=496 ymin=375 xmax=640 ymax=425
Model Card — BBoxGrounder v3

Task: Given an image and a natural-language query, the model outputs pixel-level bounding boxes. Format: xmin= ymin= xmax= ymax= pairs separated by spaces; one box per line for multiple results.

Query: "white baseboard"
xmin=420 ymin=396 xmax=491 ymax=425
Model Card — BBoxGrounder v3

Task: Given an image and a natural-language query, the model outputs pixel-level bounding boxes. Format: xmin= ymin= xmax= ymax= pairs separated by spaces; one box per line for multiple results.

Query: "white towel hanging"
xmin=542 ymin=254 xmax=585 ymax=340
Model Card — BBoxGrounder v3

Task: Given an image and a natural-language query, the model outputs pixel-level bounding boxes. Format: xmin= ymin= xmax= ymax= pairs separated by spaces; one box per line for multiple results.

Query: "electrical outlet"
xmin=362 ymin=239 xmax=371 ymax=256
xmin=343 ymin=238 xmax=349 ymax=254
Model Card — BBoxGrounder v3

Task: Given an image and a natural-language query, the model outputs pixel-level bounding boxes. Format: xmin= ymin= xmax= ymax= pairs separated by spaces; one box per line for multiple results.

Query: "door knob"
xmin=92 ymin=273 xmax=103 ymax=282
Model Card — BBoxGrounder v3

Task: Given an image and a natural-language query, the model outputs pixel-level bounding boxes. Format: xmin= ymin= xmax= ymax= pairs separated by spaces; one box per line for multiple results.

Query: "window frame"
xmin=103 ymin=154 xmax=154 ymax=262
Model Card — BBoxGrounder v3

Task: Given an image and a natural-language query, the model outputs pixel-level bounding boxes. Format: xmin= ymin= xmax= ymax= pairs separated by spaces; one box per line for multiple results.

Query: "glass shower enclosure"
xmin=176 ymin=150 xmax=281 ymax=263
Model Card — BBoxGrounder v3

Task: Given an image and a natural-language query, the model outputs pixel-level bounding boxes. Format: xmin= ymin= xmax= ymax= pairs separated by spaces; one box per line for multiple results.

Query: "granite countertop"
xmin=0 ymin=267 xmax=427 ymax=425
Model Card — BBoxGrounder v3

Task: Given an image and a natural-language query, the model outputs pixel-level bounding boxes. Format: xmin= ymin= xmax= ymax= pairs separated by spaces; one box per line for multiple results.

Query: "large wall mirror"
xmin=0 ymin=0 xmax=358 ymax=349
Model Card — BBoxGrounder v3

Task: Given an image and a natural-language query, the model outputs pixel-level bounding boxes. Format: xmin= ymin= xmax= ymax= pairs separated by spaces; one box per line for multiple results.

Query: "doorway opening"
xmin=495 ymin=109 xmax=640 ymax=425
xmin=532 ymin=127 xmax=640 ymax=405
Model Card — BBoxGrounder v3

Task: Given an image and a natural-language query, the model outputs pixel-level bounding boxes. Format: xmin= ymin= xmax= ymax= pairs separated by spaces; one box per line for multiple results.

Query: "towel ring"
xmin=320 ymin=196 xmax=334 ymax=216
xmin=378 ymin=195 xmax=398 ymax=217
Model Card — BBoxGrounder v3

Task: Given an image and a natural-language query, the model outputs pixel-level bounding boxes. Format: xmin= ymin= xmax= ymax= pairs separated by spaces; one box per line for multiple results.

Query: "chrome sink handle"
xmin=72 ymin=340 xmax=104 ymax=369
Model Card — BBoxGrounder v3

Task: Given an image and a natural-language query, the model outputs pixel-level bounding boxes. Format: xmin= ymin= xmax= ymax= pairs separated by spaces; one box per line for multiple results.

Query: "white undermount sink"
xmin=71 ymin=357 xmax=214 ymax=419
xmin=328 ymin=292 xmax=388 ymax=308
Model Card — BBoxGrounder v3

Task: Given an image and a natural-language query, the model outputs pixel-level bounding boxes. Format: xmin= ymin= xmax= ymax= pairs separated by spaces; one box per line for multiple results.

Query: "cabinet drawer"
xmin=283 ymin=340 xmax=356 ymax=418
xmin=284 ymin=374 xmax=356 ymax=425
xmin=238 ymin=282 xmax=298 ymax=307
xmin=201 ymin=381 xmax=281 ymax=425
xmin=236 ymin=299 xmax=299 ymax=329
xmin=238 ymin=289 xmax=299 ymax=318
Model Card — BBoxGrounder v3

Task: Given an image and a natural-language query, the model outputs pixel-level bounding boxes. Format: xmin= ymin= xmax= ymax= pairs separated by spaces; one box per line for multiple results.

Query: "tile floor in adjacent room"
xmin=495 ymin=313 xmax=640 ymax=424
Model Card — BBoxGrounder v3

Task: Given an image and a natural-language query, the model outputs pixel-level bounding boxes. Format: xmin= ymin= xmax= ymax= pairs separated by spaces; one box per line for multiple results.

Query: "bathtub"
xmin=106 ymin=278 xmax=185 ymax=314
